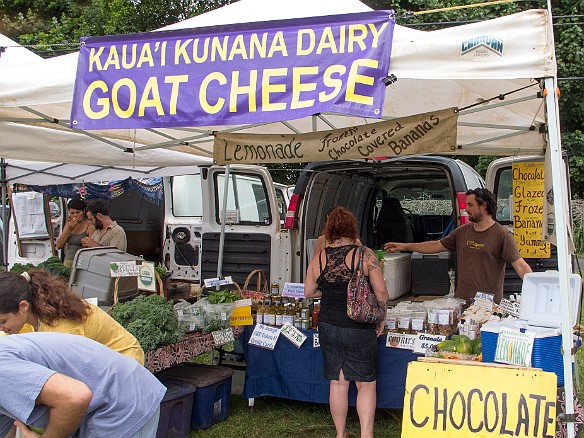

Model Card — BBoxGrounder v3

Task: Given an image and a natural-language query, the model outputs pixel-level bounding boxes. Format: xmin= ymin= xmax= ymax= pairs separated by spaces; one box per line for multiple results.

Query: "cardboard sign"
xmin=402 ymin=360 xmax=557 ymax=437
xmin=494 ymin=326 xmax=536 ymax=367
xmin=280 ymin=323 xmax=307 ymax=348
xmin=212 ymin=328 xmax=235 ymax=346
xmin=413 ymin=333 xmax=446 ymax=354
xmin=513 ymin=162 xmax=550 ymax=258
xmin=138 ymin=262 xmax=157 ymax=292
xmin=248 ymin=324 xmax=281 ymax=350
xmin=203 ymin=276 xmax=233 ymax=288
xmin=109 ymin=261 xmax=139 ymax=277
xmin=386 ymin=332 xmax=417 ymax=350
xmin=282 ymin=283 xmax=305 ymax=299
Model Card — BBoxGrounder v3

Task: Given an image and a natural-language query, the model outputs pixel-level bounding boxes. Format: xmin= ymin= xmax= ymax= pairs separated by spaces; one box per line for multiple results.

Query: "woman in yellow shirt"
xmin=0 ymin=269 xmax=144 ymax=365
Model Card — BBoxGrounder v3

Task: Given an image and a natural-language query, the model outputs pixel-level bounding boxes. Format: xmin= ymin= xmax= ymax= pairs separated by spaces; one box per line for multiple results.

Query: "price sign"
xmin=413 ymin=333 xmax=446 ymax=354
xmin=498 ymin=298 xmax=521 ymax=318
xmin=248 ymin=324 xmax=281 ymax=350
xmin=386 ymin=332 xmax=417 ymax=350
xmin=280 ymin=323 xmax=307 ymax=348
xmin=313 ymin=333 xmax=320 ymax=348
xmin=212 ymin=328 xmax=235 ymax=346
xmin=282 ymin=283 xmax=305 ymax=299
xmin=204 ymin=276 xmax=234 ymax=288
xmin=109 ymin=261 xmax=139 ymax=277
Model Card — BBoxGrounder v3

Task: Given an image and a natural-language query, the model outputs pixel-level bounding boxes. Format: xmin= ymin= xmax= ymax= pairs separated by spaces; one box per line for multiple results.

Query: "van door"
xmin=162 ymin=173 xmax=204 ymax=282
xmin=201 ymin=165 xmax=290 ymax=287
xmin=486 ymin=155 xmax=571 ymax=294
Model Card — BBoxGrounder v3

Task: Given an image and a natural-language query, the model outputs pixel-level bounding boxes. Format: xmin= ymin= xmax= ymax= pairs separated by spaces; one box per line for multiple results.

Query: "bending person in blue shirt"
xmin=0 ymin=332 xmax=166 ymax=438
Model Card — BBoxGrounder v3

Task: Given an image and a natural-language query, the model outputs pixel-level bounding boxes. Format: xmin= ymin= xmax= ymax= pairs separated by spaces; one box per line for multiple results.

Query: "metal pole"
xmin=1 ymin=158 xmax=7 ymax=271
xmin=216 ymin=164 xmax=231 ymax=280
xmin=544 ymin=77 xmax=575 ymax=437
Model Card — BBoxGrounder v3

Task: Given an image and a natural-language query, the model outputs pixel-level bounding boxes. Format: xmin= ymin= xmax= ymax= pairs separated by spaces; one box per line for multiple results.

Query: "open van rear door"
xmin=201 ymin=165 xmax=291 ymax=287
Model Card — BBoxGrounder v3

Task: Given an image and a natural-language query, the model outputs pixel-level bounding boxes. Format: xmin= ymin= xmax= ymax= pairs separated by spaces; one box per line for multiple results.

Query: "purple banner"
xmin=71 ymin=11 xmax=395 ymax=130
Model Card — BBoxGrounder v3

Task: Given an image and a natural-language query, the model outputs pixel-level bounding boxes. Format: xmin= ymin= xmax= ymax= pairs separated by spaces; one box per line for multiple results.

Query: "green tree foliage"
xmin=0 ymin=0 xmax=234 ymax=56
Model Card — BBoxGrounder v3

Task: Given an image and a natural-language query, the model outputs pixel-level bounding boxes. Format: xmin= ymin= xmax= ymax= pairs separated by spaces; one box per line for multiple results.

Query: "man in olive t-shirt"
xmin=384 ymin=188 xmax=532 ymax=303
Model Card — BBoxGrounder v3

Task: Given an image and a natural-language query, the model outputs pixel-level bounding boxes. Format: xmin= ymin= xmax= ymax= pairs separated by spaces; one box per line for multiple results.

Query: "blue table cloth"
xmin=242 ymin=325 xmax=420 ymax=408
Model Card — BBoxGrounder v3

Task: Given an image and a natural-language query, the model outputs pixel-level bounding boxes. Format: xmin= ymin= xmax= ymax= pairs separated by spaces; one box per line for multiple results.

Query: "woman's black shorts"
xmin=318 ymin=322 xmax=378 ymax=382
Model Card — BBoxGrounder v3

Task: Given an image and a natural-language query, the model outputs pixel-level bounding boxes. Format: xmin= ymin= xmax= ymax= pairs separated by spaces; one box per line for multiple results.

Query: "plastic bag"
xmin=173 ymin=299 xmax=205 ymax=333
xmin=197 ymin=298 xmax=237 ymax=334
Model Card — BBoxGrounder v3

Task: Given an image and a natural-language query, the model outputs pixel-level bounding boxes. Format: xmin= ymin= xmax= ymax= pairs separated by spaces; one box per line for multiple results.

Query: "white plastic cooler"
xmin=383 ymin=253 xmax=411 ymax=300
xmin=519 ymin=271 xmax=582 ymax=328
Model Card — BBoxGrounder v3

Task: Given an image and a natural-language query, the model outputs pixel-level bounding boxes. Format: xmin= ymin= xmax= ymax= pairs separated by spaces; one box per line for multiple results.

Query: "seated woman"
xmin=55 ymin=198 xmax=96 ymax=268
xmin=0 ymin=270 xmax=144 ymax=365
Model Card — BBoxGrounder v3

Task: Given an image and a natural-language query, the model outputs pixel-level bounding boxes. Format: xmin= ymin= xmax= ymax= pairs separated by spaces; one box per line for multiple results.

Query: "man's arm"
xmin=384 ymin=240 xmax=447 ymax=254
xmin=18 ymin=373 xmax=93 ymax=438
xmin=511 ymin=258 xmax=532 ymax=279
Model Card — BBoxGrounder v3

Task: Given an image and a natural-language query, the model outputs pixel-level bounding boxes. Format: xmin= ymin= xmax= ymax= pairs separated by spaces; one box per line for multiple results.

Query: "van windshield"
xmin=171 ymin=174 xmax=203 ymax=217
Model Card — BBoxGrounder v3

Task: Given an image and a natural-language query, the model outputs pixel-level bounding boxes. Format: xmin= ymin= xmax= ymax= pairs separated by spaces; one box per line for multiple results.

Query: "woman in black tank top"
xmin=305 ymin=207 xmax=388 ymax=438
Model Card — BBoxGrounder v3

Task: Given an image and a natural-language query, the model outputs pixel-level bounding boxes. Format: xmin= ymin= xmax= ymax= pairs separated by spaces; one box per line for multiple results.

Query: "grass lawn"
xmin=189 ymin=396 xmax=403 ymax=438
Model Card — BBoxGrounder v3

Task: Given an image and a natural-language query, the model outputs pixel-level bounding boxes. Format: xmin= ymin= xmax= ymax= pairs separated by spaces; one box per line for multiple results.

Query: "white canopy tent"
xmin=0 ymin=1 xmax=575 ymax=434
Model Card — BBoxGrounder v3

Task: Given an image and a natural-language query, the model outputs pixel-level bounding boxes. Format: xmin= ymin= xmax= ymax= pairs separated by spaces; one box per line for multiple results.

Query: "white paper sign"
xmin=138 ymin=262 xmax=156 ymax=292
xmin=212 ymin=328 xmax=235 ymax=346
xmin=386 ymin=332 xmax=417 ymax=350
xmin=84 ymin=297 xmax=98 ymax=306
xmin=282 ymin=283 xmax=305 ymax=299
xmin=248 ymin=323 xmax=281 ymax=350
xmin=313 ymin=333 xmax=320 ymax=348
xmin=473 ymin=292 xmax=495 ymax=310
xmin=109 ymin=261 xmax=139 ymax=277
xmin=204 ymin=276 xmax=234 ymax=288
xmin=280 ymin=323 xmax=307 ymax=348
xmin=494 ymin=326 xmax=536 ymax=367
xmin=413 ymin=333 xmax=446 ymax=354
xmin=11 ymin=192 xmax=49 ymax=238
xmin=497 ymin=298 xmax=521 ymax=318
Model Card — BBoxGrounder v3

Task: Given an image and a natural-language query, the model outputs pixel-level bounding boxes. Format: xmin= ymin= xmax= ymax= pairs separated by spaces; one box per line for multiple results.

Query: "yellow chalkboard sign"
xmin=513 ymin=162 xmax=550 ymax=258
xmin=402 ymin=360 xmax=557 ymax=437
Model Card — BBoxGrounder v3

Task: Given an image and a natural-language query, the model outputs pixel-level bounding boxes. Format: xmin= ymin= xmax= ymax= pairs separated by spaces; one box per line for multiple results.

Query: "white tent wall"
xmin=0 ymin=0 xmax=576 ymax=433
xmin=0 ymin=5 xmax=553 ymax=160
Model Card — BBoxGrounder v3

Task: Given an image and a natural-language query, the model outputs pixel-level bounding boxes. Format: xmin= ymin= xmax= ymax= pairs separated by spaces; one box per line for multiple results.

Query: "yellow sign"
xmin=230 ymin=303 xmax=253 ymax=326
xmin=402 ymin=360 xmax=557 ymax=437
xmin=513 ymin=162 xmax=550 ymax=258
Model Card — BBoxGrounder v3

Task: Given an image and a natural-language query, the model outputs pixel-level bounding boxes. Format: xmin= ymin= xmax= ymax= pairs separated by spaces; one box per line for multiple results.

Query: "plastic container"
xmin=157 ymin=363 xmax=234 ymax=430
xmin=481 ymin=320 xmax=563 ymax=385
xmin=410 ymin=251 xmax=452 ymax=295
xmin=382 ymin=253 xmax=411 ymax=300
xmin=519 ymin=271 xmax=582 ymax=328
xmin=155 ymin=378 xmax=196 ymax=438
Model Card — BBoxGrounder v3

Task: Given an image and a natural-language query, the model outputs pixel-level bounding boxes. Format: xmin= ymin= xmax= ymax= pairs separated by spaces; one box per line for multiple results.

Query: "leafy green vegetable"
xmin=207 ymin=289 xmax=239 ymax=304
xmin=110 ymin=294 xmax=184 ymax=351
xmin=10 ymin=256 xmax=70 ymax=280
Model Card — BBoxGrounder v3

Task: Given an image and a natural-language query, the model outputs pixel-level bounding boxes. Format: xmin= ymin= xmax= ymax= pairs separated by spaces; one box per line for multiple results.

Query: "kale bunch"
xmin=37 ymin=256 xmax=71 ymax=280
xmin=110 ymin=294 xmax=185 ymax=351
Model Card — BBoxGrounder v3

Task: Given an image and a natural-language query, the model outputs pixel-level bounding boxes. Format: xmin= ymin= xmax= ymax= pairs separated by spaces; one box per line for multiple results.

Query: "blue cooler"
xmin=481 ymin=321 xmax=563 ymax=385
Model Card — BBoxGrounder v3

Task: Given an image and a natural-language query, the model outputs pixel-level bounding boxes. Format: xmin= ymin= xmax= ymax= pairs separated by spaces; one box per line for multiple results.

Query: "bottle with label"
xmin=265 ymin=297 xmax=276 ymax=326
xmin=283 ymin=304 xmax=295 ymax=326
xmin=271 ymin=282 xmax=280 ymax=296
xmin=256 ymin=299 xmax=264 ymax=325
xmin=275 ymin=297 xmax=284 ymax=327
xmin=311 ymin=300 xmax=320 ymax=329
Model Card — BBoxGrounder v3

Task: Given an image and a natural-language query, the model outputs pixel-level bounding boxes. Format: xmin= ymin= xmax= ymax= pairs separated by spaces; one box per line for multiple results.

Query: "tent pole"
xmin=216 ymin=164 xmax=231 ymax=282
xmin=1 ymin=158 xmax=7 ymax=271
xmin=544 ymin=76 xmax=575 ymax=437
